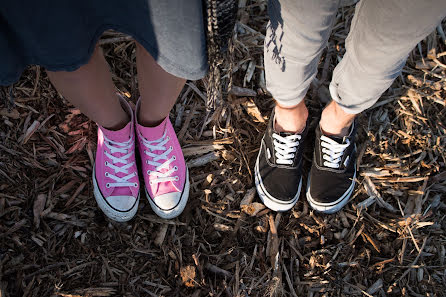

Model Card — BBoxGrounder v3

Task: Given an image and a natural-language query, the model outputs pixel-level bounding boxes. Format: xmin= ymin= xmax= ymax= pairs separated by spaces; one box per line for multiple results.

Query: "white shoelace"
xmin=103 ymin=134 xmax=137 ymax=188
xmin=320 ymin=135 xmax=350 ymax=169
xmin=272 ymin=133 xmax=301 ymax=165
xmin=140 ymin=131 xmax=178 ymax=185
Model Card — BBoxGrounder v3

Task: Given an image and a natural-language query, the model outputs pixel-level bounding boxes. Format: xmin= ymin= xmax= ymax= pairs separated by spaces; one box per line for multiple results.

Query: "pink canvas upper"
xmin=95 ymin=97 xmax=139 ymax=198
xmin=135 ymin=100 xmax=186 ymax=199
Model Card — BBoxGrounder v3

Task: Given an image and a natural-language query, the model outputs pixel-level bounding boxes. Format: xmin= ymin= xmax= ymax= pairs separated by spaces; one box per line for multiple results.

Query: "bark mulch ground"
xmin=1 ymin=2 xmax=445 ymax=296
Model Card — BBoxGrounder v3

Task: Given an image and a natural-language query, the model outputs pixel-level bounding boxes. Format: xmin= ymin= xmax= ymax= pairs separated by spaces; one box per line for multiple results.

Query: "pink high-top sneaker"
xmin=135 ymin=99 xmax=189 ymax=219
xmin=93 ymin=96 xmax=140 ymax=222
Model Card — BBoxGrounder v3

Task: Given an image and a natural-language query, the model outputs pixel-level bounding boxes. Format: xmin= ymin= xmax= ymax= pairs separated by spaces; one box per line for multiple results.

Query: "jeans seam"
xmin=330 ymin=0 xmax=365 ymax=107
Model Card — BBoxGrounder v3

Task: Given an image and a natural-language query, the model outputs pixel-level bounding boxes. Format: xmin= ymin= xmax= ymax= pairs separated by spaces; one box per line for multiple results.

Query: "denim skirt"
xmin=0 ymin=0 xmax=208 ymax=85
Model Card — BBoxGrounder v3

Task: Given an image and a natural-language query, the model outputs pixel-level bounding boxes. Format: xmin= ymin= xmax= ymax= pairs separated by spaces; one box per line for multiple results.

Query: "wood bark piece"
xmin=229 ymin=85 xmax=257 ymax=97
xmin=363 ymin=177 xmax=398 ymax=213
xmin=33 ymin=194 xmax=46 ymax=229
xmin=241 ymin=202 xmax=265 ymax=216
xmin=240 ymin=98 xmax=265 ymax=123
xmin=205 ymin=263 xmax=232 ymax=279
xmin=187 ymin=151 xmax=220 ymax=168
xmin=0 ymin=108 xmax=20 ymax=119
xmin=240 ymin=188 xmax=264 ymax=216
xmin=22 ymin=120 xmax=40 ymax=144
xmin=214 ymin=223 xmax=233 ymax=232
xmin=240 ymin=187 xmax=256 ymax=206
xmin=154 ymin=224 xmax=169 ymax=246
xmin=182 ymin=144 xmax=224 ymax=157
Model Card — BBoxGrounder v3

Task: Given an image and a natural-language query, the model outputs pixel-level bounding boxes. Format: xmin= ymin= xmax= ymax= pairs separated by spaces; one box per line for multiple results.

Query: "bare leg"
xmin=47 ymin=46 xmax=129 ymax=130
xmin=274 ymin=100 xmax=308 ymax=133
xmin=135 ymin=42 xmax=186 ymax=127
xmin=319 ymin=101 xmax=355 ymax=137
xmin=274 ymin=99 xmax=354 ymax=137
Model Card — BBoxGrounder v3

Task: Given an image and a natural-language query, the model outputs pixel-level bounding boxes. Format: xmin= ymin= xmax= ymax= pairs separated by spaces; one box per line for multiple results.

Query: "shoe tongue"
xmin=112 ymin=187 xmax=133 ymax=197
xmin=321 ymin=122 xmax=354 ymax=145
xmin=320 ymin=126 xmax=348 ymax=144
xmin=101 ymin=121 xmax=132 ymax=143
xmin=328 ymin=135 xmax=344 ymax=144
xmin=278 ymin=131 xmax=300 ymax=144
xmin=101 ymin=122 xmax=133 ymax=172
xmin=137 ymin=117 xmax=168 ymax=141
xmin=279 ymin=131 xmax=294 ymax=137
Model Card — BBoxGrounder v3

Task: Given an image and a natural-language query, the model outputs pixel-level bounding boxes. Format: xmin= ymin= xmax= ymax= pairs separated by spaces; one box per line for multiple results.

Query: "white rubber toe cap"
xmin=152 ymin=192 xmax=181 ymax=210
xmin=145 ymin=168 xmax=190 ymax=219
xmin=93 ymin=166 xmax=139 ymax=222
xmin=107 ymin=196 xmax=138 ymax=212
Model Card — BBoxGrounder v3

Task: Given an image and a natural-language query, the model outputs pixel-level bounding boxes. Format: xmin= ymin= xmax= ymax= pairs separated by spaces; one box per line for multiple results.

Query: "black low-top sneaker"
xmin=255 ymin=110 xmax=309 ymax=212
xmin=306 ymin=122 xmax=357 ymax=214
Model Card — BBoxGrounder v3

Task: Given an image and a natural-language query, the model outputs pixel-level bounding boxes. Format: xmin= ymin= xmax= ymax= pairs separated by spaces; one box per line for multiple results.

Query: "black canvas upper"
xmin=308 ymin=123 xmax=357 ymax=204
xmin=257 ymin=110 xmax=309 ymax=202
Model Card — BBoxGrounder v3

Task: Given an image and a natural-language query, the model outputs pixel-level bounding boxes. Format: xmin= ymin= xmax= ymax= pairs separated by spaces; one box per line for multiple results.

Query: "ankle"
xmin=320 ymin=102 xmax=355 ymax=137
xmin=137 ymin=108 xmax=165 ymax=127
xmin=274 ymin=101 xmax=308 ymax=133
xmin=101 ymin=111 xmax=130 ymax=131
xmin=137 ymin=100 xmax=168 ymax=127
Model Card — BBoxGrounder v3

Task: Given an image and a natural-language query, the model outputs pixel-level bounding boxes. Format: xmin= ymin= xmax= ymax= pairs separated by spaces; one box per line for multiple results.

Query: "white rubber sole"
xmin=306 ymin=170 xmax=356 ymax=214
xmin=254 ymin=155 xmax=301 ymax=212
xmin=145 ymin=168 xmax=190 ymax=219
xmin=92 ymin=167 xmax=139 ymax=222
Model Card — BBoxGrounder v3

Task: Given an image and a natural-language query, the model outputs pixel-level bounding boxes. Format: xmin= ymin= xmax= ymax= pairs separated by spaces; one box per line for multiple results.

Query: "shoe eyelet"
xmin=146 ymin=160 xmax=149 ymax=164
xmin=173 ymin=156 xmax=176 ymax=160
xmin=105 ymin=172 xmax=109 ymax=177
xmin=104 ymin=161 xmax=108 ymax=166
xmin=147 ymin=170 xmax=151 ymax=175
xmin=167 ymin=136 xmax=170 ymax=141
xmin=134 ymin=183 xmax=138 ymax=187
xmin=149 ymin=181 xmax=153 ymax=185
xmin=106 ymin=183 xmax=110 ymax=188
xmin=169 ymin=146 xmax=173 ymax=150
xmin=174 ymin=166 xmax=178 ymax=171
xmin=175 ymin=176 xmax=179 ymax=181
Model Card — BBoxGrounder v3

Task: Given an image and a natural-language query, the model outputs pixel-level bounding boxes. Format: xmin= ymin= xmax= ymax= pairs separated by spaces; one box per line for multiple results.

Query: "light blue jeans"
xmin=265 ymin=0 xmax=446 ymax=113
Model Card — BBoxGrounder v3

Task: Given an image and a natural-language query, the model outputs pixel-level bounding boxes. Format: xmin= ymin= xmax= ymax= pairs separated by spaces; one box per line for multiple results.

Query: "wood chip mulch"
xmin=1 ymin=2 xmax=445 ymax=296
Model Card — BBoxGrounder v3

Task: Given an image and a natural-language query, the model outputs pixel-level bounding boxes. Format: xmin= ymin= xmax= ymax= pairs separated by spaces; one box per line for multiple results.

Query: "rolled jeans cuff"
xmin=269 ymin=85 xmax=309 ymax=107
xmin=329 ymin=82 xmax=365 ymax=115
